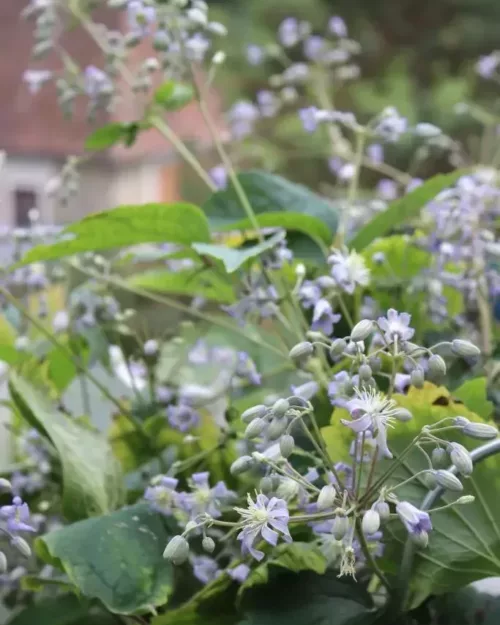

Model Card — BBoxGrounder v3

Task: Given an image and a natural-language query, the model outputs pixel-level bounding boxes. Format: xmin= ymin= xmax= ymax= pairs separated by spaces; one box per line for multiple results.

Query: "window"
xmin=13 ymin=189 xmax=37 ymax=227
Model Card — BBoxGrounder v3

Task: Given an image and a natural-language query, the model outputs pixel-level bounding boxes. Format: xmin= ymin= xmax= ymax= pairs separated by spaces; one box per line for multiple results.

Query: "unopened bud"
xmin=362 ymin=509 xmax=380 ymax=535
xmin=411 ymin=530 xmax=429 ymax=548
xmin=358 ymin=364 xmax=372 ymax=381
xmin=393 ymin=407 xmax=412 ymax=422
xmin=423 ymin=472 xmax=437 ymax=489
xmin=410 ymin=368 xmax=425 ymax=389
xmin=368 ymin=356 xmax=382 ymax=373
xmin=267 ymin=418 xmax=288 ymax=440
xmin=373 ymin=501 xmax=390 ymax=521
xmin=434 ymin=470 xmax=463 ymax=492
xmin=462 ymin=422 xmax=498 ymax=440
xmin=260 ymin=476 xmax=274 ymax=494
xmin=230 ymin=455 xmax=254 ymax=476
xmin=245 ymin=417 xmax=267 ymax=439
xmin=306 ymin=331 xmax=327 ymax=342
xmin=289 ymin=342 xmax=313 ymax=363
xmin=163 ymin=535 xmax=190 ymax=564
xmin=350 ymin=320 xmax=373 ymax=342
xmin=241 ymin=404 xmax=268 ymax=423
xmin=11 ymin=536 xmax=31 ymax=558
xmin=279 ymin=434 xmax=295 ymax=458
xmin=295 ymin=263 xmax=306 ymax=278
xmin=448 ymin=443 xmax=473 ymax=476
xmin=431 ymin=447 xmax=448 ymax=468
xmin=185 ymin=521 xmax=198 ymax=534
xmin=456 ymin=495 xmax=475 ymax=505
xmin=330 ymin=338 xmax=347 ymax=357
xmin=428 ymin=354 xmax=447 ymax=380
xmin=0 ymin=552 xmax=6 ymax=574
xmin=212 ymin=51 xmax=226 ymax=65
xmin=202 ymin=537 xmax=216 ymax=553
xmin=453 ymin=416 xmax=470 ymax=427
xmin=317 ymin=485 xmax=336 ymax=511
xmin=332 ymin=511 xmax=349 ymax=540
xmin=271 ymin=399 xmax=290 ymax=418
xmin=403 ymin=342 xmax=426 ymax=357
xmin=451 ymin=339 xmax=480 ymax=358
xmin=0 ymin=479 xmax=12 ymax=491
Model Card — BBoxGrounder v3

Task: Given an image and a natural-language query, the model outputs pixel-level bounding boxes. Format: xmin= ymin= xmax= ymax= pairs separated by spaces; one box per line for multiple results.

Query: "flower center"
xmin=253 ymin=508 xmax=269 ymax=523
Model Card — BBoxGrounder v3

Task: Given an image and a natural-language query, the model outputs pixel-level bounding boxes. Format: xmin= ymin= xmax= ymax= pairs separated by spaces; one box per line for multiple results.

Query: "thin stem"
xmin=355 ymin=433 xmax=366 ymax=500
xmin=336 ymin=294 xmax=354 ymax=329
xmin=355 ymin=517 xmax=391 ymax=592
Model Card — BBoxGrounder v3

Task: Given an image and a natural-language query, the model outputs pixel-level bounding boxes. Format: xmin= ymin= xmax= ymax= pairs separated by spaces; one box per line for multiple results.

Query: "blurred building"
xmin=0 ymin=0 xmax=221 ymax=227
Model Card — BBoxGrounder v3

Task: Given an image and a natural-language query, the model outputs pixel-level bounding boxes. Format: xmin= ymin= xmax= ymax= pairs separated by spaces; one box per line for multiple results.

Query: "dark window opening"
xmin=13 ymin=189 xmax=37 ymax=227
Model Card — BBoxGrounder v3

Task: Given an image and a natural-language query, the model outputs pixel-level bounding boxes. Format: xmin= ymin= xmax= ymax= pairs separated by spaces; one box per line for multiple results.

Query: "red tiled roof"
xmin=1 ymin=1 xmax=222 ymax=161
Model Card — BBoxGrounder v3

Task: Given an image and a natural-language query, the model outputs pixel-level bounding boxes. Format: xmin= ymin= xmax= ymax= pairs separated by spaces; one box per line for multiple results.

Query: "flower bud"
xmin=428 ymin=354 xmax=447 ymax=380
xmin=330 ymin=338 xmax=347 ymax=357
xmin=244 ymin=417 xmax=267 ymax=439
xmin=453 ymin=416 xmax=470 ymax=427
xmin=241 ymin=405 xmax=268 ymax=424
xmin=212 ymin=51 xmax=226 ymax=65
xmin=163 ymin=535 xmax=190 ymax=565
xmin=289 ymin=342 xmax=314 ymax=363
xmin=271 ymin=399 xmax=290 ymax=418
xmin=393 ymin=407 xmax=412 ymax=422
xmin=362 ymin=509 xmax=380 ymax=535
xmin=230 ymin=455 xmax=254 ymax=476
xmin=0 ymin=552 xmax=7 ymax=574
xmin=368 ymin=356 xmax=382 ymax=373
xmin=456 ymin=495 xmax=475 ymax=505
xmin=0 ymin=478 xmax=12 ymax=491
xmin=332 ymin=511 xmax=349 ymax=540
xmin=411 ymin=530 xmax=429 ymax=548
xmin=307 ymin=331 xmax=327 ymax=342
xmin=350 ymin=320 xmax=373 ymax=342
xmin=317 ymin=484 xmax=336 ymax=511
xmin=434 ymin=470 xmax=463 ymax=492
xmin=451 ymin=339 xmax=480 ymax=358
xmin=410 ymin=368 xmax=425 ymax=389
xmin=267 ymin=418 xmax=288 ymax=440
xmin=260 ymin=476 xmax=274 ymax=494
xmin=448 ymin=443 xmax=473 ymax=476
xmin=423 ymin=472 xmax=437 ymax=489
xmin=358 ymin=364 xmax=372 ymax=381
xmin=373 ymin=501 xmax=390 ymax=521
xmin=11 ymin=536 xmax=31 ymax=558
xmin=279 ymin=434 xmax=295 ymax=458
xmin=462 ymin=422 xmax=498 ymax=440
xmin=295 ymin=263 xmax=306 ymax=278
xmin=185 ymin=521 xmax=199 ymax=534
xmin=202 ymin=537 xmax=216 ymax=553
xmin=431 ymin=447 xmax=448 ymax=468
xmin=403 ymin=342 xmax=426 ymax=357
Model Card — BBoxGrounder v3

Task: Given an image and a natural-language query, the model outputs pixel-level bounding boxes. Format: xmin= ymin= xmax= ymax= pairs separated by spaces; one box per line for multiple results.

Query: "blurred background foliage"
xmin=185 ymin=0 xmax=500 ymax=193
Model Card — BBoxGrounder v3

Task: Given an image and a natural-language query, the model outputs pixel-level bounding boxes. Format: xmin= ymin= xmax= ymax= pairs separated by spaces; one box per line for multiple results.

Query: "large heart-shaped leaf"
xmin=193 ymin=231 xmax=285 ymax=273
xmin=128 ymin=268 xmax=236 ymax=303
xmin=10 ymin=373 xmax=124 ymax=521
xmin=37 ymin=504 xmax=174 ymax=615
xmin=203 ymin=170 xmax=338 ymax=244
xmin=17 ymin=203 xmax=211 ymax=267
xmin=453 ymin=377 xmax=494 ymax=420
xmin=372 ymin=384 xmax=500 ymax=608
xmin=349 ymin=170 xmax=466 ymax=251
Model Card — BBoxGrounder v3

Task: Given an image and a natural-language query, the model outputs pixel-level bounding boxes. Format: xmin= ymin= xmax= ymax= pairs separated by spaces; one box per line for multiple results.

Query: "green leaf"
xmin=128 ymin=269 xmax=236 ymax=303
xmin=36 ymin=504 xmax=174 ymax=615
xmin=453 ymin=378 xmax=494 ymax=420
xmin=203 ymin=171 xmax=338 ymax=243
xmin=240 ymin=571 xmax=374 ymax=625
xmin=434 ymin=578 xmax=500 ymax=625
xmin=193 ymin=231 xmax=285 ymax=273
xmin=85 ymin=123 xmax=126 ymax=151
xmin=238 ymin=543 xmax=327 ymax=596
xmin=154 ymin=81 xmax=194 ymax=110
xmin=6 ymin=595 xmax=116 ymax=625
xmin=373 ymin=384 xmax=500 ymax=608
xmin=10 ymin=373 xmax=124 ymax=520
xmin=17 ymin=203 xmax=211 ymax=267
xmin=349 ymin=170 xmax=466 ymax=251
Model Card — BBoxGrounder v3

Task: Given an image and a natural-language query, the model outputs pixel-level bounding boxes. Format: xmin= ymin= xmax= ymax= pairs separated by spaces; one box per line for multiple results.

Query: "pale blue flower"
xmin=377 ymin=308 xmax=415 ymax=343
xmin=144 ymin=477 xmax=178 ymax=516
xmin=311 ymin=299 xmax=341 ymax=336
xmin=0 ymin=497 xmax=35 ymax=533
xmin=192 ymin=556 xmax=221 ymax=584
xmin=396 ymin=501 xmax=432 ymax=537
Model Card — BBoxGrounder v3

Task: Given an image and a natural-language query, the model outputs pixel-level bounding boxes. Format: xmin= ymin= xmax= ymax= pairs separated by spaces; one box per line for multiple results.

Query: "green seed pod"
xmin=451 ymin=339 xmax=481 ymax=358
xmin=230 ymin=455 xmax=254 ymax=476
xmin=279 ymin=434 xmax=295 ymax=458
xmin=163 ymin=535 xmax=190 ymax=565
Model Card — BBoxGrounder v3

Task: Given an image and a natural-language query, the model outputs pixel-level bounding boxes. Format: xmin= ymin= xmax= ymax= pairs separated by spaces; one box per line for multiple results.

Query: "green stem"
xmin=355 ymin=517 xmax=391 ymax=592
